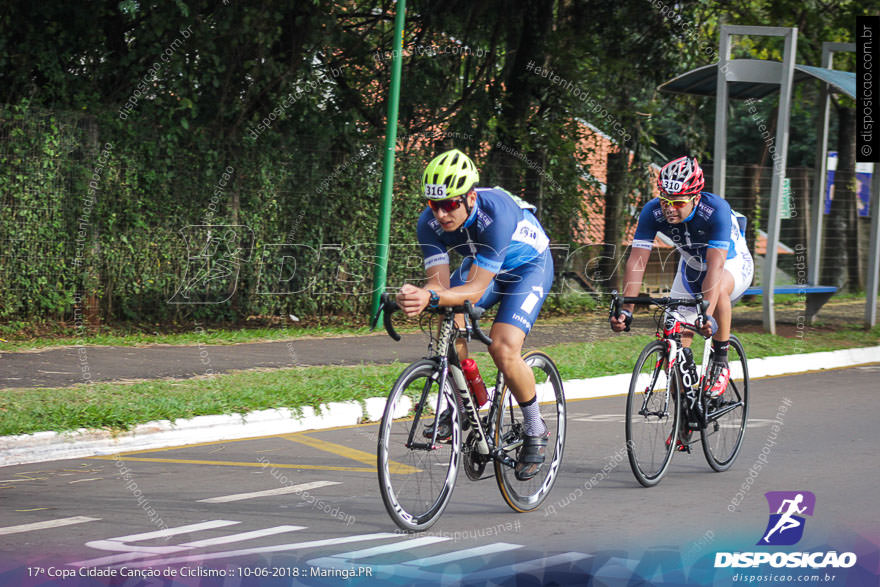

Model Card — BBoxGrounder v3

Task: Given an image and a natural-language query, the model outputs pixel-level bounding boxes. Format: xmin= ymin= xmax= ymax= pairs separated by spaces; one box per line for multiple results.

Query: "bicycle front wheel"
xmin=494 ymin=351 xmax=566 ymax=512
xmin=701 ymin=335 xmax=749 ymax=471
xmin=626 ymin=340 xmax=679 ymax=487
xmin=377 ymin=360 xmax=462 ymax=532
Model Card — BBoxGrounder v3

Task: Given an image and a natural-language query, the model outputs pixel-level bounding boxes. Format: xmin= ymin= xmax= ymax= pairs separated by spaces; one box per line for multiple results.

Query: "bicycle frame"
xmin=655 ymin=308 xmax=744 ymax=431
xmin=615 ymin=291 xmax=749 ymax=484
xmin=406 ymin=308 xmax=519 ymax=470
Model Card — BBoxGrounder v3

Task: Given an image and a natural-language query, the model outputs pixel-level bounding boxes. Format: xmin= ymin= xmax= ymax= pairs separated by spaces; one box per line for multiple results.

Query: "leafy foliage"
xmin=0 ymin=0 xmax=872 ymax=322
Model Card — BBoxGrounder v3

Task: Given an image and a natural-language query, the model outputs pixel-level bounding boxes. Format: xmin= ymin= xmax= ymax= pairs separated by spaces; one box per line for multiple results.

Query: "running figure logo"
xmin=759 ymin=491 xmax=816 ymax=546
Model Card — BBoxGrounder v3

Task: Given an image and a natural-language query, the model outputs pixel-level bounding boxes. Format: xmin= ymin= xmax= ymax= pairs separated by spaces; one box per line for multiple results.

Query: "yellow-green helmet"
xmin=421 ymin=149 xmax=479 ymax=200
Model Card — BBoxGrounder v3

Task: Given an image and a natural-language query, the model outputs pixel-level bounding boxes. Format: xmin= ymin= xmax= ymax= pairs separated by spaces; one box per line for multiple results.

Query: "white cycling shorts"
xmin=669 ymin=245 xmax=754 ymax=322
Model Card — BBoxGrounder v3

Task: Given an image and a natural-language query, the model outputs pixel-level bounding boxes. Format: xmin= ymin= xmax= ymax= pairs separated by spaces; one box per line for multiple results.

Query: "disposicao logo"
xmin=759 ymin=491 xmax=815 ymax=546
xmin=714 ymin=491 xmax=858 ymax=570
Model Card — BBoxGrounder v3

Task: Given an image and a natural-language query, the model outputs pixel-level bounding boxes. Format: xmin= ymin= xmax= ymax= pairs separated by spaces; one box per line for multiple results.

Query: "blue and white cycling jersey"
xmin=416 ymin=186 xmax=553 ymax=335
xmin=417 ymin=187 xmax=550 ymax=275
xmin=632 ymin=191 xmax=749 ymax=266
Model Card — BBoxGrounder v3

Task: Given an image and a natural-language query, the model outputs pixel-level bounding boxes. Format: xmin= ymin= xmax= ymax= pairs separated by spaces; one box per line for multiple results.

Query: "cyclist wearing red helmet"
xmin=610 ymin=156 xmax=754 ymax=400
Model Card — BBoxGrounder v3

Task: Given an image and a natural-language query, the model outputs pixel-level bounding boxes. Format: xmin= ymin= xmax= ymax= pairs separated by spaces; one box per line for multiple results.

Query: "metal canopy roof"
xmin=658 ymin=59 xmax=856 ymax=99
xmin=656 ymin=29 xmax=877 ymax=331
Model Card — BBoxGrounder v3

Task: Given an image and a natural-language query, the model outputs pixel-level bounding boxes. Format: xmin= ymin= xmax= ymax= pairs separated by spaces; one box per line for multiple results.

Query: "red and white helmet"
xmin=657 ymin=156 xmax=705 ymax=197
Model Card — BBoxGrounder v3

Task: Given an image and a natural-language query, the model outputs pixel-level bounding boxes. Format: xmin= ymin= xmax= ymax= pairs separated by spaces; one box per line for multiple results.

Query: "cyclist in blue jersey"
xmin=611 ymin=156 xmax=754 ymax=404
xmin=396 ymin=149 xmax=554 ymax=480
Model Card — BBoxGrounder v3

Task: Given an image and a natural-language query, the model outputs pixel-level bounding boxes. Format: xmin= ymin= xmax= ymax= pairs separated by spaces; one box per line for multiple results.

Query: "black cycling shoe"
xmin=423 ymin=409 xmax=453 ymax=441
xmin=515 ymin=428 xmax=550 ymax=481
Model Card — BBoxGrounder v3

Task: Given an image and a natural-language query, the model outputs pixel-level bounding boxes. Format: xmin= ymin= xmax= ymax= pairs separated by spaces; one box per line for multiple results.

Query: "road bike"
xmin=371 ymin=292 xmax=566 ymax=531
xmin=610 ymin=292 xmax=749 ymax=487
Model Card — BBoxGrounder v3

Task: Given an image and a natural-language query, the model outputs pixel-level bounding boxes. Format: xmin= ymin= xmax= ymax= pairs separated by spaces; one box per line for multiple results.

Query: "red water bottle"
xmin=461 ymin=358 xmax=489 ymax=407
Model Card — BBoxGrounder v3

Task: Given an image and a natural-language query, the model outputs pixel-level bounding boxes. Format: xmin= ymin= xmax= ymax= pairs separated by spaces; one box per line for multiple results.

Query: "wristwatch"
xmin=427 ymin=289 xmax=440 ymax=309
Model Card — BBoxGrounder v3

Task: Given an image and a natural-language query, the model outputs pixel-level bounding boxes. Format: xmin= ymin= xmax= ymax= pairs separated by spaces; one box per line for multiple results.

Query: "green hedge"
xmin=0 ymin=101 xmax=488 ymax=324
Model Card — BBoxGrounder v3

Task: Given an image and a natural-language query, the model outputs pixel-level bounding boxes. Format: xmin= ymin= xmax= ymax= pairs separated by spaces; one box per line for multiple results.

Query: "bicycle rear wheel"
xmin=701 ymin=335 xmax=749 ymax=471
xmin=626 ymin=341 xmax=679 ymax=487
xmin=494 ymin=351 xmax=566 ymax=512
xmin=377 ymin=359 xmax=461 ymax=531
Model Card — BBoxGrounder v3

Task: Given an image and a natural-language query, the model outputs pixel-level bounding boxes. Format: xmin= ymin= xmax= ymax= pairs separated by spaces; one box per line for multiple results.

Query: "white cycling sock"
xmin=519 ymin=396 xmax=547 ymax=437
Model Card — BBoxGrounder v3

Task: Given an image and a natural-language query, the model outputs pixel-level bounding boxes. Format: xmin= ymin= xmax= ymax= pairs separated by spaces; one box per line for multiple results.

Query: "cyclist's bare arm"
xmin=621 ymin=248 xmax=651 ymax=311
xmin=701 ymin=248 xmax=726 ymax=316
xmin=611 ymin=248 xmax=650 ymax=331
xmin=611 ymin=248 xmax=649 ymax=331
xmin=396 ymin=264 xmax=495 ymax=317
xmin=424 ymin=263 xmax=451 ymax=292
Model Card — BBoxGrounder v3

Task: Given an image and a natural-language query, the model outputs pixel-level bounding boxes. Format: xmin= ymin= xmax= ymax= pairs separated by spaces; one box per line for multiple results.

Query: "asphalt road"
xmin=0 ymin=316 xmax=622 ymax=390
xmin=1 ymin=298 xmax=875 ymax=390
xmin=0 ymin=366 xmax=877 ymax=585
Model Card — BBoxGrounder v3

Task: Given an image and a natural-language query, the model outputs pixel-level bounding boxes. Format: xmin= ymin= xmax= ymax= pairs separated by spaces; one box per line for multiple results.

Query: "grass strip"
xmin=1 ymin=325 xmax=877 ymax=437
xmin=0 ymin=324 xmax=376 ymax=352
xmin=0 ymin=309 xmax=586 ymax=351
xmin=1 ymin=291 xmax=868 ymax=351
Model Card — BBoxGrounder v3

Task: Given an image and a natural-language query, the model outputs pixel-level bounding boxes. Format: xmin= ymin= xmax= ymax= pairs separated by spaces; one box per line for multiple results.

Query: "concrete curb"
xmin=2 ymin=346 xmax=878 ymax=467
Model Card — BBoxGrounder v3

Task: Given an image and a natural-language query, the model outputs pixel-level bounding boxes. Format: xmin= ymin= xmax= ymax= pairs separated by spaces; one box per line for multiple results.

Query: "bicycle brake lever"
xmin=462 ymin=316 xmax=473 ymax=342
xmin=376 ymin=292 xmax=401 ymax=341
xmin=609 ymin=290 xmax=620 ymax=319
xmin=464 ymin=300 xmax=492 ymax=346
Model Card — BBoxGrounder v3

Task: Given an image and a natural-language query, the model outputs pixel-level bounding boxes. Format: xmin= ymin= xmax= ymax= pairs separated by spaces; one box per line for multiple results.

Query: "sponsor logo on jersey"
xmin=512 ymin=219 xmax=549 ymax=253
xmin=428 ymin=217 xmax=444 ymax=235
xmin=476 ymin=209 xmax=494 ymax=230
xmin=697 ymin=202 xmax=715 ymax=221
xmin=424 ymin=253 xmax=449 ymax=269
xmin=511 ymin=313 xmax=532 ymax=330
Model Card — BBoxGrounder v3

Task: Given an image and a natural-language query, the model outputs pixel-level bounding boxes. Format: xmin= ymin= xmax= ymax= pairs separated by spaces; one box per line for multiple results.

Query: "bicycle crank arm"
xmin=405 ymin=441 xmax=444 ymax=451
xmin=706 ymin=400 xmax=744 ymax=421
xmin=491 ymin=449 xmax=519 ymax=470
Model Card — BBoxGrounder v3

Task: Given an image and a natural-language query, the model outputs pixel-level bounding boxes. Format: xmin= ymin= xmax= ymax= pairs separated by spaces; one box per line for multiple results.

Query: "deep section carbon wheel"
xmin=493 ymin=351 xmax=566 ymax=512
xmin=701 ymin=335 xmax=749 ymax=472
xmin=626 ymin=341 xmax=679 ymax=487
xmin=377 ymin=360 xmax=461 ymax=531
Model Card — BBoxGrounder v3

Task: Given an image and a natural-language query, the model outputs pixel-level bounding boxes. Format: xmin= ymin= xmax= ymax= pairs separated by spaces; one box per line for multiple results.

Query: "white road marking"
xmin=0 ymin=516 xmax=100 ymax=536
xmin=328 ymin=536 xmax=449 ymax=560
xmin=110 ymin=520 xmax=240 ymax=543
xmin=70 ymin=552 xmax=159 ymax=568
xmin=84 ymin=520 xmax=241 ymax=555
xmin=403 ymin=543 xmax=523 ymax=567
xmin=179 ymin=526 xmax=305 ymax=548
xmin=74 ymin=520 xmax=295 ymax=566
xmin=309 ymin=541 xmax=593 ymax=582
xmin=122 ymin=533 xmax=400 ymax=568
xmin=68 ymin=477 xmax=103 ymax=484
xmin=198 ymin=480 xmax=340 ymax=503
xmin=573 ymin=415 xmax=627 ymax=423
xmin=465 ymin=551 xmax=593 ymax=581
